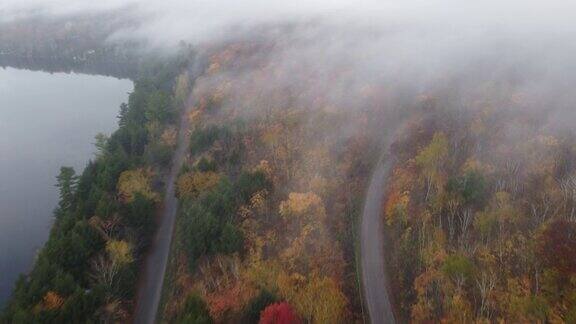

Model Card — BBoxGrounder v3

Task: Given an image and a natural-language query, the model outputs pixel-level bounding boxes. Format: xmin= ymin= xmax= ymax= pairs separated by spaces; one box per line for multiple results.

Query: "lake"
xmin=0 ymin=67 xmax=132 ymax=306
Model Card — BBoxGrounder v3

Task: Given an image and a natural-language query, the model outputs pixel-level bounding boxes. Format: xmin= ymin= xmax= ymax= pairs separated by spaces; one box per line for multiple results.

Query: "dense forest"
xmin=1 ymin=54 xmax=190 ymax=322
xmin=383 ymin=97 xmax=576 ymax=322
xmin=148 ymin=35 xmax=576 ymax=322
xmin=151 ymin=39 xmax=396 ymax=323
xmin=3 ymin=6 xmax=576 ymax=323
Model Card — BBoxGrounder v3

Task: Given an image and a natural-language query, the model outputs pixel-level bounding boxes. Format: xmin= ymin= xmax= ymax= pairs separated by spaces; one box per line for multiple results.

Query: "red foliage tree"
xmin=538 ymin=219 xmax=576 ymax=275
xmin=259 ymin=302 xmax=301 ymax=324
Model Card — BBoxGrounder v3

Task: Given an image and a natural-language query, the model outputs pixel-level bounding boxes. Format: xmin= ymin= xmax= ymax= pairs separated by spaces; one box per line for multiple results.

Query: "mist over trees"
xmin=383 ymin=100 xmax=576 ymax=321
xmin=2 ymin=0 xmax=576 ymax=322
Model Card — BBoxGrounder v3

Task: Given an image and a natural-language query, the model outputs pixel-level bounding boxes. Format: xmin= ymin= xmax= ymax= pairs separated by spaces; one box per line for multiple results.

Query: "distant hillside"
xmin=0 ymin=12 xmax=144 ymax=78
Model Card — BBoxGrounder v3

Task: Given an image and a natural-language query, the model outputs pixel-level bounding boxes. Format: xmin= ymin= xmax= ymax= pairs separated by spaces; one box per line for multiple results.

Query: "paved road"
xmin=360 ymin=156 xmax=396 ymax=324
xmin=133 ymin=91 xmax=195 ymax=324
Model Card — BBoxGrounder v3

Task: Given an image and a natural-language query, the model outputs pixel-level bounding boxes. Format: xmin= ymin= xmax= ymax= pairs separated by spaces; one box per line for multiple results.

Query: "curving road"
xmin=360 ymin=156 xmax=396 ymax=324
xmin=133 ymin=85 xmax=196 ymax=324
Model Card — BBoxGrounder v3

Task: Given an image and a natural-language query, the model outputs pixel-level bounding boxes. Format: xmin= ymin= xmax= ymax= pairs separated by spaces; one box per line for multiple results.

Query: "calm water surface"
xmin=0 ymin=67 xmax=132 ymax=306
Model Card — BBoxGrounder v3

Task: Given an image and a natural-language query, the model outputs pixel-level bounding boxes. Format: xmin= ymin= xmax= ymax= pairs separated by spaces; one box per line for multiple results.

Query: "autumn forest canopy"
xmin=2 ymin=1 xmax=576 ymax=323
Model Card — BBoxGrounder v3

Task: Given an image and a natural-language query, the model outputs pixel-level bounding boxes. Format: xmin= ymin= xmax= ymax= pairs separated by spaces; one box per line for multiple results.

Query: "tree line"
xmin=1 ymin=54 xmax=190 ymax=322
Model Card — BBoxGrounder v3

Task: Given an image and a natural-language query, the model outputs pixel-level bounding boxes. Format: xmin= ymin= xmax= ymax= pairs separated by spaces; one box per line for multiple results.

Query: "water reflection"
xmin=0 ymin=67 xmax=132 ymax=306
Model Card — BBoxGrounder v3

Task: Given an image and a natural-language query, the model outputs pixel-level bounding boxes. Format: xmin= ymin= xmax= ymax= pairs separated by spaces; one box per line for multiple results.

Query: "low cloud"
xmin=3 ymin=0 xmax=576 ymax=130
xmin=3 ymin=0 xmax=576 ymax=46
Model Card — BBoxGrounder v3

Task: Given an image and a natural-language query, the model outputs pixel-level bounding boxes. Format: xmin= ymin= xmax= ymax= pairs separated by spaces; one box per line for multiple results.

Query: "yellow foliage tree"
xmin=384 ymin=189 xmax=410 ymax=226
xmin=246 ymin=261 xmax=347 ymax=323
xmin=279 ymin=192 xmax=326 ymax=222
xmin=253 ymin=160 xmax=272 ymax=179
xmin=117 ymin=168 xmax=158 ymax=203
xmin=278 ymin=192 xmax=344 ymax=276
xmin=415 ymin=132 xmax=449 ymax=201
xmin=278 ymin=272 xmax=347 ymax=324
xmin=106 ymin=240 xmax=134 ymax=265
xmin=176 ymin=171 xmax=220 ymax=198
xmin=443 ymin=292 xmax=473 ymax=323
xmin=411 ymin=272 xmax=435 ymax=322
xmin=161 ymin=126 xmax=178 ymax=147
xmin=279 ymin=192 xmax=325 ymax=269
